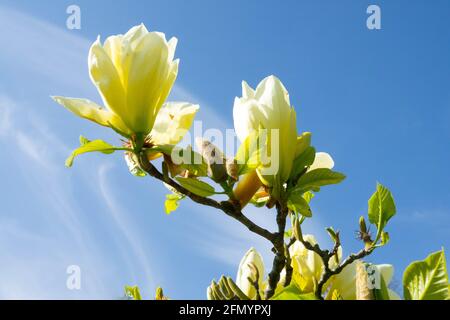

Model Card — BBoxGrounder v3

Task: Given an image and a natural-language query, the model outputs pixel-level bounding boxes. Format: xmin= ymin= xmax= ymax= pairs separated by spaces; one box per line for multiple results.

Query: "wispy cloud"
xmin=97 ymin=163 xmax=155 ymax=289
xmin=0 ymin=4 xmax=324 ymax=299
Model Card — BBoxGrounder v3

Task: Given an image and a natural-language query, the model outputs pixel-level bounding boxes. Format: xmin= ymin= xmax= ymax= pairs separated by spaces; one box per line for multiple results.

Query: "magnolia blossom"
xmin=233 ymin=76 xmax=298 ymax=196
xmin=286 ymin=235 xmax=400 ymax=300
xmin=287 ymin=235 xmax=341 ymax=292
xmin=327 ymin=261 xmax=401 ymax=300
xmin=236 ymin=248 xmax=265 ymax=299
xmin=53 ymin=24 xmax=197 ymax=139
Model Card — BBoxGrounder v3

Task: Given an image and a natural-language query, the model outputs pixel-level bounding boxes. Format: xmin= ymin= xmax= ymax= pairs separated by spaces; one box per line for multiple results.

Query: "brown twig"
xmin=139 ymin=153 xmax=372 ymax=301
xmin=138 ymin=153 xmax=276 ymax=243
xmin=296 ymin=230 xmax=373 ymax=299
xmin=264 ymin=203 xmax=289 ymax=299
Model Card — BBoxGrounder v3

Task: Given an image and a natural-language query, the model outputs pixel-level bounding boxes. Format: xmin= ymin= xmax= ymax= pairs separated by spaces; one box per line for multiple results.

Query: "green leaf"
xmin=380 ymin=232 xmax=390 ymax=246
xmin=403 ymin=249 xmax=449 ymax=300
xmin=302 ymin=191 xmax=315 ymax=204
xmin=290 ymin=146 xmax=316 ymax=180
xmin=124 ymin=285 xmax=142 ymax=300
xmin=175 ymin=177 xmax=216 ymax=197
xmin=271 ymin=284 xmax=317 ymax=300
xmin=367 ymin=183 xmax=396 ymax=241
xmin=296 ymin=168 xmax=346 ymax=193
xmin=151 ymin=145 xmax=208 ymax=177
xmin=79 ymin=135 xmax=90 ymax=145
xmin=66 ymin=138 xmax=121 ymax=167
xmin=287 ymin=192 xmax=312 ymax=217
xmin=326 ymin=226 xmax=338 ymax=243
xmin=235 ymin=130 xmax=263 ymax=176
xmin=164 ymin=193 xmax=185 ymax=214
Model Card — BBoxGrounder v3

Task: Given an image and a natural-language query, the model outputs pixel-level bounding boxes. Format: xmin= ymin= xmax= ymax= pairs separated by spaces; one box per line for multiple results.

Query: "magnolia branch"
xmin=295 ymin=227 xmax=373 ymax=299
xmin=137 ymin=153 xmax=275 ymax=243
xmin=264 ymin=203 xmax=289 ymax=299
xmin=283 ymin=237 xmax=296 ymax=287
xmin=138 ymin=153 xmax=291 ymax=300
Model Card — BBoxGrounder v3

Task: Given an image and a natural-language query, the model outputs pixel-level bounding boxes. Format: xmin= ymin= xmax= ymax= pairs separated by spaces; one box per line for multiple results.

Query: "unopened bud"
xmin=359 ymin=216 xmax=368 ymax=234
xmin=233 ymin=170 xmax=263 ymax=208
xmin=211 ymin=280 xmax=226 ymax=300
xmin=155 ymin=287 xmax=167 ymax=300
xmin=226 ymin=159 xmax=239 ymax=181
xmin=196 ymin=138 xmax=228 ymax=183
xmin=206 ymin=286 xmax=214 ymax=300
xmin=355 ymin=261 xmax=375 ymax=300
xmin=218 ymin=276 xmax=233 ymax=299
xmin=226 ymin=277 xmax=250 ymax=300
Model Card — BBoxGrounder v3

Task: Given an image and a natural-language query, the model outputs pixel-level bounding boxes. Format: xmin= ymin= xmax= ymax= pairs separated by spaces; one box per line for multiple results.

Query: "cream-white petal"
xmin=52 ymin=96 xmax=130 ymax=135
xmin=236 ymin=248 xmax=265 ymax=299
xmin=242 ymin=81 xmax=255 ymax=99
xmin=150 ymin=102 xmax=199 ymax=145
xmin=309 ymin=152 xmax=335 ymax=171
xmin=377 ymin=264 xmax=394 ymax=286
xmin=88 ymin=38 xmax=126 ymax=117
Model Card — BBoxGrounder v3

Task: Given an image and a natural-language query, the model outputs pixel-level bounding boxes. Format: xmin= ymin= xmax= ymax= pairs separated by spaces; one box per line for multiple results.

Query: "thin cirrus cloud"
xmin=0 ymin=5 xmax=305 ymax=299
xmin=0 ymin=6 xmax=158 ymax=298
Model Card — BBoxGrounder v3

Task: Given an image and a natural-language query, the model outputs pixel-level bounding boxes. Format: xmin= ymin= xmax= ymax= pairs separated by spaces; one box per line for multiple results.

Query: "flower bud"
xmin=359 ymin=216 xmax=368 ymax=234
xmin=236 ymin=248 xmax=265 ymax=299
xmin=233 ymin=170 xmax=263 ymax=208
xmin=233 ymin=76 xmax=298 ymax=199
xmin=196 ymin=138 xmax=228 ymax=183
xmin=355 ymin=261 xmax=375 ymax=300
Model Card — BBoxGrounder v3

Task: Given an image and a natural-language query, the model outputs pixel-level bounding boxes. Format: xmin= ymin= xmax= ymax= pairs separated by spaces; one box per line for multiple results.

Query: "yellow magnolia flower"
xmin=233 ymin=75 xmax=298 ymax=198
xmin=327 ymin=262 xmax=401 ymax=300
xmin=288 ymin=235 xmax=341 ymax=293
xmin=150 ymin=102 xmax=199 ymax=145
xmin=234 ymin=239 xmax=400 ymax=300
xmin=53 ymin=24 xmax=194 ymax=139
xmin=236 ymin=248 xmax=265 ymax=299
xmin=286 ymin=235 xmax=400 ymax=300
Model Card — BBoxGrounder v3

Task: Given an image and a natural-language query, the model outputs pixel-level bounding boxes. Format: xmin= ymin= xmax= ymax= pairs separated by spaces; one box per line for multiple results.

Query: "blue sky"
xmin=0 ymin=0 xmax=449 ymax=299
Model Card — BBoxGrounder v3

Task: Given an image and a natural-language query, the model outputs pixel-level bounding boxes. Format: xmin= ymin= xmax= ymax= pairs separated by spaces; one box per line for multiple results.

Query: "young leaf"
xmin=152 ymin=145 xmax=208 ymax=177
xmin=175 ymin=177 xmax=216 ymax=197
xmin=79 ymin=135 xmax=90 ymax=145
xmin=380 ymin=232 xmax=390 ymax=246
xmin=66 ymin=139 xmax=121 ymax=167
xmin=403 ymin=249 xmax=449 ymax=300
xmin=302 ymin=191 xmax=315 ymax=204
xmin=124 ymin=285 xmax=142 ymax=300
xmin=164 ymin=193 xmax=185 ymax=214
xmin=296 ymin=168 xmax=346 ymax=192
xmin=367 ymin=183 xmax=396 ymax=241
xmin=287 ymin=193 xmax=312 ymax=217
xmin=270 ymin=284 xmax=317 ymax=300
xmin=294 ymin=132 xmax=312 ymax=157
xmin=326 ymin=226 xmax=339 ymax=243
xmin=155 ymin=287 xmax=168 ymax=300
xmin=290 ymin=146 xmax=316 ymax=180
